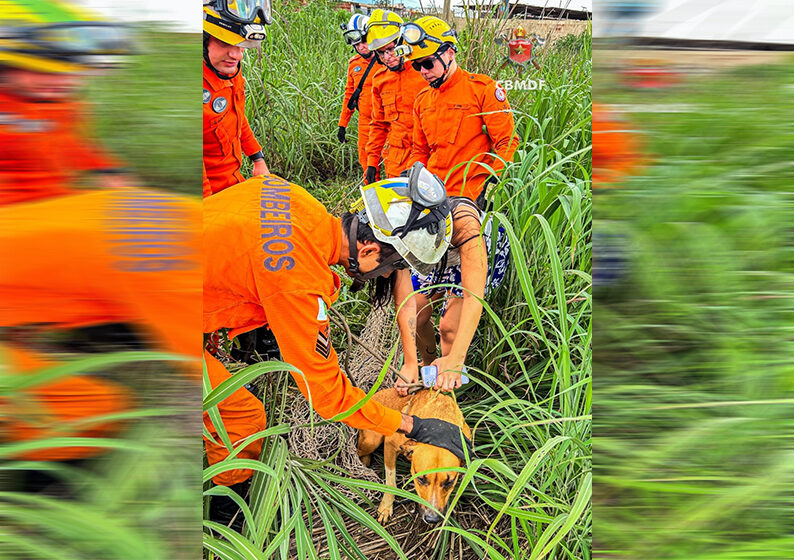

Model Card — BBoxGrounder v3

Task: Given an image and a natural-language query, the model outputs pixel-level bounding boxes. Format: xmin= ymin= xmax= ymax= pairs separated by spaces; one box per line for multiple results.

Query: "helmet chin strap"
xmin=347 ymin=215 xmax=404 ymax=292
xmin=429 ymin=56 xmax=450 ymax=89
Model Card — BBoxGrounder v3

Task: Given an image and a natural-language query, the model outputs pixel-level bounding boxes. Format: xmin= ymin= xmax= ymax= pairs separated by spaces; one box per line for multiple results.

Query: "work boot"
xmin=229 ymin=326 xmax=281 ymax=364
xmin=208 ymin=479 xmax=250 ymax=533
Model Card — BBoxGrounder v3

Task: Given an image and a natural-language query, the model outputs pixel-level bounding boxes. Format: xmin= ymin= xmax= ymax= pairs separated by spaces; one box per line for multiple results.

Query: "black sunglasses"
xmin=411 ymin=56 xmax=437 ymax=71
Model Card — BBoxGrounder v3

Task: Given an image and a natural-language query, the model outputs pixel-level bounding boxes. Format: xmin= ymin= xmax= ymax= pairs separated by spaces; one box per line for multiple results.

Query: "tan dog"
xmin=357 ymin=388 xmax=471 ymax=524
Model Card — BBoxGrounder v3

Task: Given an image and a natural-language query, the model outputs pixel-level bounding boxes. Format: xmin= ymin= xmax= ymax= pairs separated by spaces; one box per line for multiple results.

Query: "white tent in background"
xmin=636 ymin=0 xmax=794 ymax=45
xmin=596 ymin=0 xmax=794 ymax=45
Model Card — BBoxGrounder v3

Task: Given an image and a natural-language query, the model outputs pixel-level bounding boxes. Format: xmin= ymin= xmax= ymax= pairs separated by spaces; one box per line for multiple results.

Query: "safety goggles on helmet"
xmin=392 ymin=162 xmax=449 ymax=238
xmin=340 ymin=25 xmax=366 ymax=46
xmin=394 ymin=22 xmax=456 ymax=57
xmin=2 ymin=22 xmax=132 ymax=56
xmin=205 ymin=0 xmax=272 ymax=25
xmin=348 ymin=163 xmax=452 ymax=284
xmin=402 ymin=22 xmax=456 ymax=47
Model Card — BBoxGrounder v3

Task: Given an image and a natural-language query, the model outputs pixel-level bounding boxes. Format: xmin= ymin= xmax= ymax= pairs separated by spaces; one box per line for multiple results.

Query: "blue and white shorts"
xmin=411 ymin=217 xmax=511 ymax=316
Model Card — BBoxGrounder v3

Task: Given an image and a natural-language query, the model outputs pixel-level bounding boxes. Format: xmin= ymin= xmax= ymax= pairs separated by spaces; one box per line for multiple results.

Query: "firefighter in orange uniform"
xmin=403 ymin=16 xmax=518 ymax=204
xmin=337 ymin=14 xmax=379 ymax=181
xmin=0 ymin=1 xmax=133 ymax=206
xmin=202 ymin=0 xmax=269 ymax=197
xmin=0 ymin=186 xmax=269 ymax=526
xmin=0 ymin=188 xmax=203 ymax=463
xmin=592 ymin=102 xmax=646 ymax=187
xmin=203 ymin=170 xmax=473 ymax=476
xmin=364 ymin=9 xmax=428 ymax=182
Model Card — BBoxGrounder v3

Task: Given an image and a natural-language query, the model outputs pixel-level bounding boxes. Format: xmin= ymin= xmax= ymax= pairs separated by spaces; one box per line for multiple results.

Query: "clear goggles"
xmin=12 ymin=22 xmax=133 ymax=55
xmin=401 ymin=22 xmax=456 ymax=47
xmin=207 ymin=0 xmax=272 ymax=25
xmin=340 ymin=26 xmax=366 ymax=46
xmin=408 ymin=162 xmax=447 ymax=209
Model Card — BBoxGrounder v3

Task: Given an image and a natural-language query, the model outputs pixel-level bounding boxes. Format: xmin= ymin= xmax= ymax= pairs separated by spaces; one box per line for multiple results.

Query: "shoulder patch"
xmin=212 ymin=96 xmax=228 ymax=113
xmin=354 ymin=65 xmax=362 ymax=72
xmin=494 ymin=85 xmax=506 ymax=102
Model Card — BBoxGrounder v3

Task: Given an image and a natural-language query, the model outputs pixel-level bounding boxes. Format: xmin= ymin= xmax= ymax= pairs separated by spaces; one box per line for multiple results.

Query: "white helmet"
xmin=340 ymin=13 xmax=369 ymax=46
xmin=352 ymin=163 xmax=452 ymax=279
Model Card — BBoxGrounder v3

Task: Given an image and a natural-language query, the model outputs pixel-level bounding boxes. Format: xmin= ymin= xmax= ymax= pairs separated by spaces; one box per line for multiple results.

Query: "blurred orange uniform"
xmin=204 ymin=176 xmax=403 ymax=446
xmin=0 ymin=91 xmax=122 ymax=206
xmin=0 ymin=189 xmax=263 ymax=485
xmin=592 ymin=103 xmax=645 ymax=187
xmin=203 ymin=63 xmax=262 ymax=197
xmin=410 ymin=68 xmax=518 ymax=200
xmin=339 ymin=55 xmax=377 ymax=178
xmin=367 ymin=64 xmax=427 ymax=177
xmin=1 ymin=343 xmax=133 ymax=462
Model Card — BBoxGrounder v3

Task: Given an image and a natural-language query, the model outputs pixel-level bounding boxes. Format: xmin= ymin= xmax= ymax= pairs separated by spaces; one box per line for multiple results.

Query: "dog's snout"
xmin=422 ymin=509 xmax=442 ymax=524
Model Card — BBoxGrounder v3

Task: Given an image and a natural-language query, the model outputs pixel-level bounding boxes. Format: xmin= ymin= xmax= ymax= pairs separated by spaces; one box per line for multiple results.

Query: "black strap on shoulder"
xmin=347 ymin=56 xmax=378 ymax=112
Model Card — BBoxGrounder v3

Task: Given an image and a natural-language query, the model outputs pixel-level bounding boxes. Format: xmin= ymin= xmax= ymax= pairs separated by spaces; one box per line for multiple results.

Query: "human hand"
xmin=394 ymin=362 xmax=418 ymax=397
xmin=431 ymin=356 xmax=465 ymax=392
xmin=252 ymin=159 xmax=269 ymax=176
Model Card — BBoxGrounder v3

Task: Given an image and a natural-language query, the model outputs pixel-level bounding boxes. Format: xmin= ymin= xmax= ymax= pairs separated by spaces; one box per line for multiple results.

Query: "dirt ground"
xmin=597 ymin=48 xmax=792 ymax=70
xmin=452 ymin=16 xmax=589 ymax=44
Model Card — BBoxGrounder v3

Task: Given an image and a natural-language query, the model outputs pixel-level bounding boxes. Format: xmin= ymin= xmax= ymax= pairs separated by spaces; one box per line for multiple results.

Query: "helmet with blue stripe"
xmin=341 ymin=13 xmax=369 ymax=46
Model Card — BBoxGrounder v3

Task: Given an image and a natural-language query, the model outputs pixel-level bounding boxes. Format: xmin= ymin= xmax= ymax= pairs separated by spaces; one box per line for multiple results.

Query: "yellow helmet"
xmin=514 ymin=26 xmax=527 ymax=39
xmin=366 ymin=9 xmax=403 ymax=51
xmin=203 ymin=0 xmax=271 ymax=48
xmin=398 ymin=16 xmax=457 ymax=61
xmin=0 ymin=0 xmax=132 ymax=74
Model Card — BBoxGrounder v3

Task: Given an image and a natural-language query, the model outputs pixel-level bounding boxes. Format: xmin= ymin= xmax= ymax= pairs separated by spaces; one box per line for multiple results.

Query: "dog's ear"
xmin=400 ymin=440 xmax=418 ymax=459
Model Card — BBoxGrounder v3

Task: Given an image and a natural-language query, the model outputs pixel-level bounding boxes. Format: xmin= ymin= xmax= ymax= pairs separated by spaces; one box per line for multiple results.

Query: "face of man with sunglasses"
xmin=412 ymin=44 xmax=457 ymax=89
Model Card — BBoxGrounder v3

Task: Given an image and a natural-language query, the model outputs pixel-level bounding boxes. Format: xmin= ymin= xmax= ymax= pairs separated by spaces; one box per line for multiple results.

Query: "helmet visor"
xmin=216 ymin=0 xmax=272 ymax=25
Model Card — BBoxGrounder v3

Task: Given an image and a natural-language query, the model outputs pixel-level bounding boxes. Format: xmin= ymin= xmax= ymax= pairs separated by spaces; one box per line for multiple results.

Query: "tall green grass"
xmin=206 ymin=2 xmax=591 ymax=559
xmin=87 ymin=30 xmax=201 ymax=195
xmin=593 ymin=56 xmax=794 ymax=558
xmin=0 ymin=352 xmax=201 ymax=560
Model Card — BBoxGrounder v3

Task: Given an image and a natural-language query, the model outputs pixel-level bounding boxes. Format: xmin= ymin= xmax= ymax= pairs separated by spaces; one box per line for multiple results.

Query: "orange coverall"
xmin=410 ymin=68 xmax=518 ymax=201
xmin=203 ymin=175 xmax=403 ymax=451
xmin=339 ymin=54 xmax=377 ymax=179
xmin=0 ymin=90 xmax=122 ymax=206
xmin=203 ymin=63 xmax=262 ymax=197
xmin=367 ymin=64 xmax=428 ymax=178
xmin=592 ymin=103 xmax=644 ymax=187
xmin=0 ymin=189 xmax=263 ymax=485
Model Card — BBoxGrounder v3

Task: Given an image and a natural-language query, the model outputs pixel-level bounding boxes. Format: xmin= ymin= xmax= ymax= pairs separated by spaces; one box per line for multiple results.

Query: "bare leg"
xmin=414 ymin=292 xmax=437 ymax=365
xmin=438 ymin=296 xmax=464 ymax=356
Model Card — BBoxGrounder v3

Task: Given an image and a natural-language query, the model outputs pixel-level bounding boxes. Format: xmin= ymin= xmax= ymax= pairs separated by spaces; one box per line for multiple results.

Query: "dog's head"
xmin=401 ymin=441 xmax=461 ymax=524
